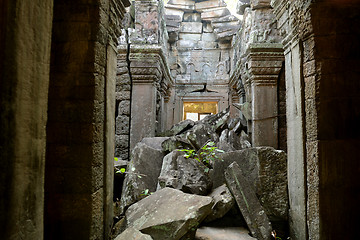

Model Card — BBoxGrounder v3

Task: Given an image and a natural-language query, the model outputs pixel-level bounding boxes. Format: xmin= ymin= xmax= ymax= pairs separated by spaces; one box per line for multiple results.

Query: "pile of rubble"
xmin=112 ymin=108 xmax=289 ymax=240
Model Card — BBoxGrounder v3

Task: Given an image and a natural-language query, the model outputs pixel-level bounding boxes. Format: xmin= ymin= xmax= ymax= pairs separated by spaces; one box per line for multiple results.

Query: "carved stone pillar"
xmin=271 ymin=1 xmax=308 ymax=239
xmin=246 ymin=43 xmax=284 ymax=148
xmin=129 ymin=45 xmax=173 ymax=150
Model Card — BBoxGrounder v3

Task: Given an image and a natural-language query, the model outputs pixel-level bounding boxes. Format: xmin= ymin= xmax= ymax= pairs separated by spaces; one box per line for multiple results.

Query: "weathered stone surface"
xmin=195 ymin=0 xmax=227 ymax=11
xmin=120 ymin=143 xmax=164 ymax=213
xmin=165 ymin=8 xmax=185 ymax=19
xmin=140 ymin=137 xmax=170 ymax=150
xmin=165 ymin=119 xmax=195 ymax=136
xmin=179 ymin=33 xmax=202 ymax=41
xmin=199 ymin=107 xmax=230 ymax=133
xmin=201 ymin=8 xmax=230 ymax=20
xmin=195 ymin=226 xmax=256 ymax=240
xmin=225 ymin=162 xmax=272 ymax=240
xmin=168 ymin=0 xmax=195 ymax=6
xmin=231 ymin=130 xmax=251 ymax=150
xmin=211 ymin=147 xmax=288 ymax=221
xmin=202 ymin=32 xmax=217 ymax=42
xmin=233 ymin=102 xmax=251 ymax=120
xmin=180 ymin=22 xmax=203 ymax=33
xmin=185 ymin=123 xmax=218 ymax=150
xmin=162 ymin=135 xmax=193 ymax=153
xmin=183 ymin=12 xmax=201 ymax=22
xmin=116 ymin=115 xmax=130 ymax=135
xmin=217 ymin=129 xmax=236 ymax=152
xmin=204 ymin=184 xmax=235 ymax=222
xmin=236 ymin=0 xmax=250 ymax=15
xmin=251 ymin=0 xmax=271 ymax=10
xmin=158 ymin=150 xmax=213 ymax=195
xmin=115 ymin=227 xmax=153 ymax=240
xmin=118 ymin=100 xmax=130 ymax=115
xmin=124 ymin=187 xmax=214 ymax=240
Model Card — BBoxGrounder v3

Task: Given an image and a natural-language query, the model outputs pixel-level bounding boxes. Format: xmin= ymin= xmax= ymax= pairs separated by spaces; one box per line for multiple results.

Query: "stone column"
xmin=246 ymin=43 xmax=284 ymax=148
xmin=129 ymin=45 xmax=173 ymax=150
xmin=0 ymin=1 xmax=53 ymax=239
xmin=271 ymin=1 xmax=307 ymax=239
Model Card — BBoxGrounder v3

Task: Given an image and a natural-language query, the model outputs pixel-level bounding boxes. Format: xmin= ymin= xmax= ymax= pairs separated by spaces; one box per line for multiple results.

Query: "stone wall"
xmin=45 ymin=0 xmax=129 ymax=239
xmin=229 ymin=0 xmax=284 ymax=149
xmin=116 ymin=0 xmax=174 ymax=154
xmin=0 ymin=1 xmax=53 ymax=239
xmin=165 ymin=0 xmax=240 ymax=122
xmin=272 ymin=0 xmax=360 ymax=239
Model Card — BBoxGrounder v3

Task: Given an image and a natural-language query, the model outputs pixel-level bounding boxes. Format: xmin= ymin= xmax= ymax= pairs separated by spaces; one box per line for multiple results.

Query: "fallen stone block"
xmin=158 ymin=150 xmax=213 ymax=195
xmin=119 ymin=143 xmax=165 ymax=213
xmin=210 ymin=147 xmax=288 ymax=221
xmin=195 ymin=226 xmax=256 ymax=240
xmin=124 ymin=187 xmax=214 ymax=240
xmin=225 ymin=162 xmax=272 ymax=240
xmin=161 ymin=135 xmax=193 ymax=153
xmin=204 ymin=184 xmax=235 ymax=222
xmin=115 ymin=227 xmax=153 ymax=240
xmin=185 ymin=123 xmax=218 ymax=150
xmin=140 ymin=137 xmax=170 ymax=150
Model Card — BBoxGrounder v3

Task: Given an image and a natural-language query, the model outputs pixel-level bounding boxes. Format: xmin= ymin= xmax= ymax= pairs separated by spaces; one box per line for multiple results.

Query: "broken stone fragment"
xmin=119 ymin=143 xmax=165 ymax=214
xmin=204 ymin=184 xmax=235 ymax=222
xmin=114 ymin=227 xmax=153 ymax=240
xmin=158 ymin=150 xmax=213 ymax=195
xmin=225 ymin=162 xmax=272 ymax=240
xmin=217 ymin=129 xmax=236 ymax=152
xmin=161 ymin=135 xmax=193 ymax=153
xmin=124 ymin=187 xmax=214 ymax=240
xmin=199 ymin=107 xmax=230 ymax=134
xmin=233 ymin=102 xmax=251 ymax=120
xmin=195 ymin=226 xmax=256 ymax=240
xmin=236 ymin=0 xmax=250 ymax=15
xmin=140 ymin=137 xmax=170 ymax=150
xmin=210 ymin=147 xmax=288 ymax=221
xmin=185 ymin=123 xmax=217 ymax=150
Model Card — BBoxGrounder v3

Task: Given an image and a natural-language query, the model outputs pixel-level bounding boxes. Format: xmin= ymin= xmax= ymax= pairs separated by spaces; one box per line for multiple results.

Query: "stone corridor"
xmin=1 ymin=0 xmax=360 ymax=239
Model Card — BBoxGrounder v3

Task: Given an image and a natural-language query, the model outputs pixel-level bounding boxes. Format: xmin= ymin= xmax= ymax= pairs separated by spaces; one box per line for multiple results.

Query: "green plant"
xmin=178 ymin=141 xmax=224 ymax=173
xmin=114 ymin=157 xmax=144 ymax=178
xmin=140 ymin=188 xmax=153 ymax=197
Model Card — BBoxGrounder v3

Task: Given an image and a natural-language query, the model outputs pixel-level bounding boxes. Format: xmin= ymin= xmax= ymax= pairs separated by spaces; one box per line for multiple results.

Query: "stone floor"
xmin=195 ymin=227 xmax=256 ymax=240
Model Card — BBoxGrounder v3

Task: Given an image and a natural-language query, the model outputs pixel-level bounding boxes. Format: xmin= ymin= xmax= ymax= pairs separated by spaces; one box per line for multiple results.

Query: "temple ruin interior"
xmin=1 ymin=0 xmax=359 ymax=239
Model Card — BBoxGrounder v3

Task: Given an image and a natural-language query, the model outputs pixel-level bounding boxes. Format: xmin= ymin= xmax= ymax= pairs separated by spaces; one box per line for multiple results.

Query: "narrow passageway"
xmin=1 ymin=0 xmax=359 ymax=239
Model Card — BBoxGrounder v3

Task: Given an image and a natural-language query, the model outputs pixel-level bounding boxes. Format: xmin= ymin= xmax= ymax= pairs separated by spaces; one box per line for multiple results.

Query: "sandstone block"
xmin=164 ymin=119 xmax=195 ymax=136
xmin=204 ymin=184 xmax=235 ymax=222
xmin=237 ymin=0 xmax=250 ymax=15
xmin=119 ymin=143 xmax=165 ymax=214
xmin=225 ymin=162 xmax=272 ymax=240
xmin=183 ymin=12 xmax=201 ymax=22
xmin=165 ymin=8 xmax=184 ymax=20
xmin=124 ymin=187 xmax=214 ymax=240
xmin=195 ymin=0 xmax=227 ymax=11
xmin=118 ymin=100 xmax=130 ymax=115
xmin=140 ymin=137 xmax=170 ymax=150
xmin=158 ymin=150 xmax=213 ymax=195
xmin=202 ymin=32 xmax=217 ymax=42
xmin=210 ymin=147 xmax=289 ymax=221
xmin=116 ymin=115 xmax=130 ymax=135
xmin=114 ymin=228 xmax=153 ymax=240
xmin=180 ymin=22 xmax=203 ymax=33
xmin=201 ymin=8 xmax=230 ymax=20
xmin=179 ymin=33 xmax=202 ymax=41
xmin=177 ymin=39 xmax=198 ymax=48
